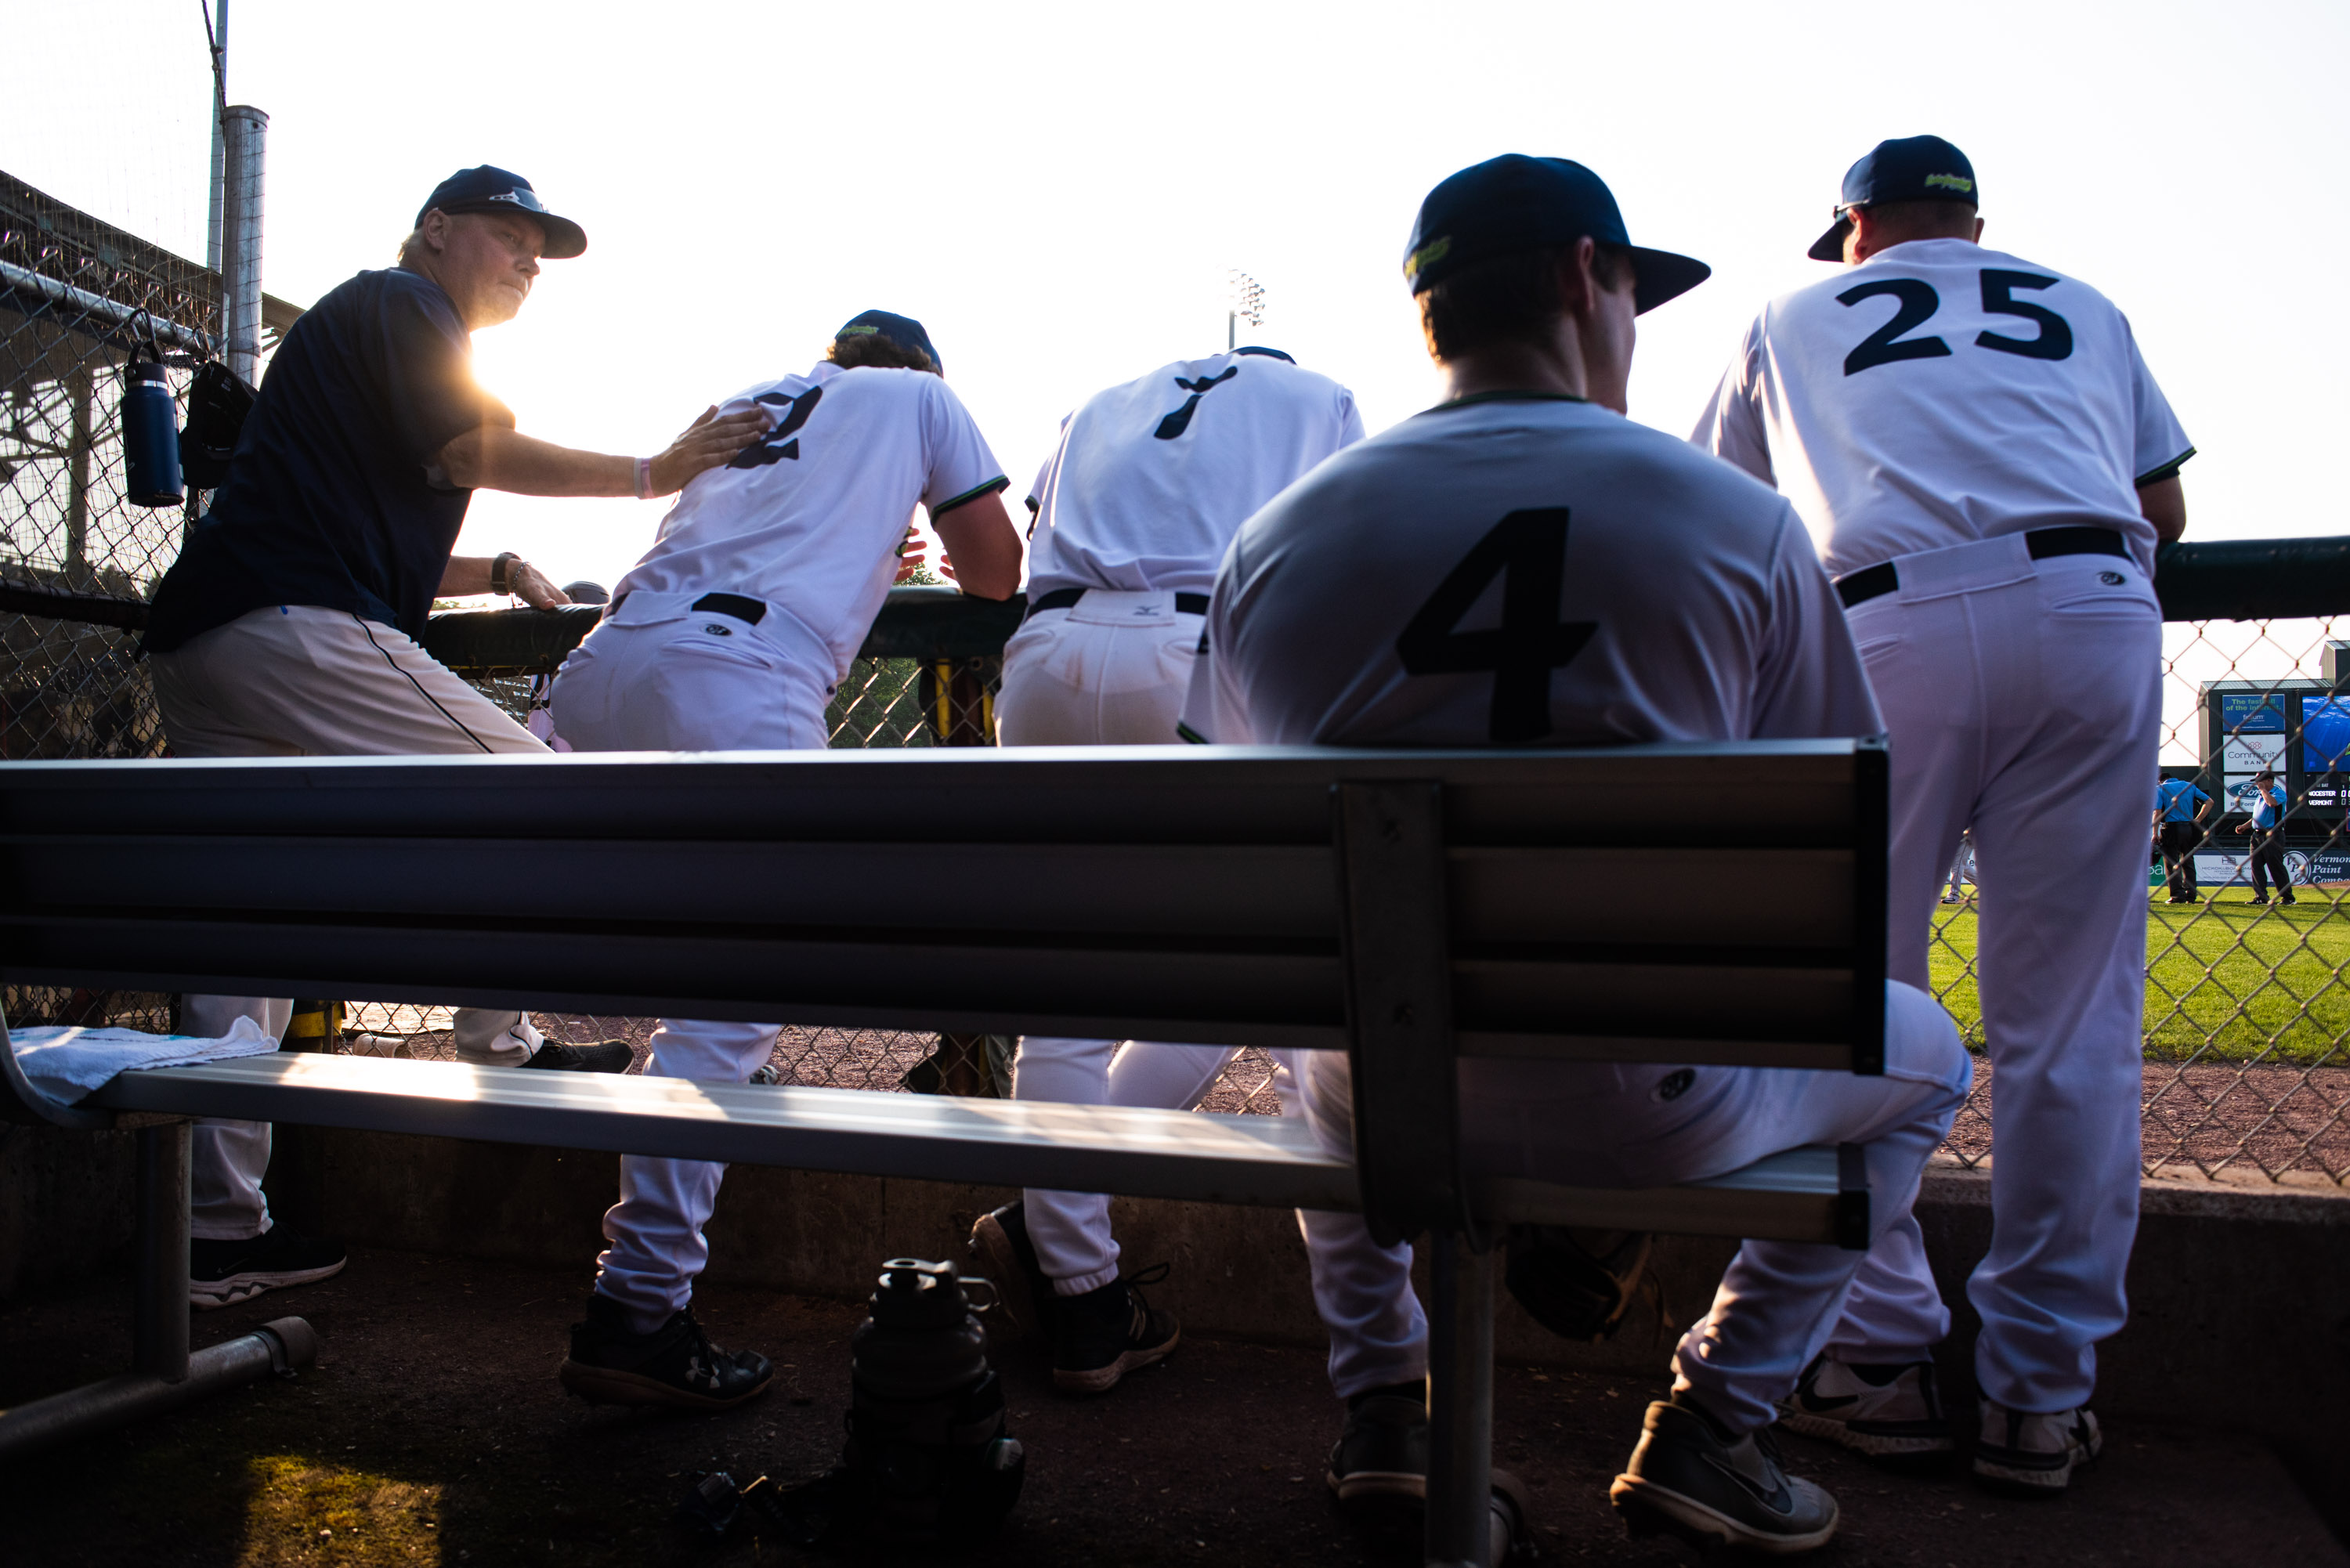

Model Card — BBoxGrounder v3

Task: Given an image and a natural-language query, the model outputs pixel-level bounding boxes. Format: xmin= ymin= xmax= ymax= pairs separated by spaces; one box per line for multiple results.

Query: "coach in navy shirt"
xmin=143 ymin=166 xmax=767 ymax=1316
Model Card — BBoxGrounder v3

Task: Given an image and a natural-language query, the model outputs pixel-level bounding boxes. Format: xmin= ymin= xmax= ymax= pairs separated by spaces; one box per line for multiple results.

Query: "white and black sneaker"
xmin=1050 ymin=1265 xmax=1180 ymax=1394
xmin=1777 ymin=1352 xmax=1952 ymax=1458
xmin=1611 ymin=1396 xmax=1839 ymax=1555
xmin=1973 ymin=1402 xmax=2102 ymax=1494
xmin=188 ymin=1225 xmax=347 ymax=1310
xmin=559 ymin=1295 xmax=773 ymax=1411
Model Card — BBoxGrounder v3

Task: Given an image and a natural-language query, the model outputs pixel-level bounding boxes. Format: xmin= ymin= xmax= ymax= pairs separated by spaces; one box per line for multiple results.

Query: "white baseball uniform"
xmin=1000 ymin=349 xmax=1363 ymax=1295
xmin=550 ymin=359 xmax=1006 ymax=1331
xmin=1694 ymin=236 xmax=2191 ymax=1414
xmin=1181 ymin=391 xmax=1969 ymax=1432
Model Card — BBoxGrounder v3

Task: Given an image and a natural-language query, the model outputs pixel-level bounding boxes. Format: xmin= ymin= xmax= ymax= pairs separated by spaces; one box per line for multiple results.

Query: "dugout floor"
xmin=1 ymin=1248 xmax=2339 ymax=1567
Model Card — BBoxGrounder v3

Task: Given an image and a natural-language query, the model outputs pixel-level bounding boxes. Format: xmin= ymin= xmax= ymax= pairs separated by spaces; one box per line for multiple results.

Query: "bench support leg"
xmin=0 ymin=1122 xmax=319 ymax=1459
xmin=1425 ymin=1227 xmax=1495 ymax=1568
xmin=133 ymin=1123 xmax=191 ymax=1381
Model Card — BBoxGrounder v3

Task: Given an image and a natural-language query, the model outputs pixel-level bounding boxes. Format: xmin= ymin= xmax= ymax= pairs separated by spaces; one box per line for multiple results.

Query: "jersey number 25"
xmin=1838 ymin=270 xmax=2073 ymax=377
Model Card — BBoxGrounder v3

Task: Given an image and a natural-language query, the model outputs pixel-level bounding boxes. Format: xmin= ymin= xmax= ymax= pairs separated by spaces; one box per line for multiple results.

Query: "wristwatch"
xmin=490 ymin=552 xmax=522 ymax=595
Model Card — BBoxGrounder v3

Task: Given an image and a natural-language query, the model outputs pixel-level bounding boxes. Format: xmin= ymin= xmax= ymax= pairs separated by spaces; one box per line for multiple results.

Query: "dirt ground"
xmin=1 ymin=1248 xmax=2339 ymax=1568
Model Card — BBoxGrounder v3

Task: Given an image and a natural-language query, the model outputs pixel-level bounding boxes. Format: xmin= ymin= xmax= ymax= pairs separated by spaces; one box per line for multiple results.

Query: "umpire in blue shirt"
xmin=140 ymin=166 xmax=768 ymax=1313
xmin=2152 ymin=774 xmax=2213 ymax=903
xmin=2236 ymin=768 xmax=2295 ymax=907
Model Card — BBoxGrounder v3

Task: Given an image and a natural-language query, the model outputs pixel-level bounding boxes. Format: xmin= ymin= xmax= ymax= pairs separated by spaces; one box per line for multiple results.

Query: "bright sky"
xmin=9 ymin=0 xmax=2348 ymax=598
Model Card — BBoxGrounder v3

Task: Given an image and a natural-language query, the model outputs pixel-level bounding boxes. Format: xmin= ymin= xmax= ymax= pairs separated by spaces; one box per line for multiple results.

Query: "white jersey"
xmin=612 ymin=361 xmax=1006 ymax=679
xmin=1026 ymin=349 xmax=1363 ymax=600
xmin=1180 ymin=393 xmax=1880 ymax=749
xmin=1694 ymin=237 xmax=2191 ymax=580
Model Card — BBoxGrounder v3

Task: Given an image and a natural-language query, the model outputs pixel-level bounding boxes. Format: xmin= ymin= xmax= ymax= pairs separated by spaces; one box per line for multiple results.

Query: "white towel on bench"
xmin=8 ymin=1018 xmax=280 ymax=1104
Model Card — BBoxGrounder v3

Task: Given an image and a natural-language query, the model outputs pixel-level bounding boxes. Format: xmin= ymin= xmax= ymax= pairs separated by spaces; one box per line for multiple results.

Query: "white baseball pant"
xmin=548 ymin=595 xmax=833 ymax=1331
xmin=1828 ymin=537 xmax=2161 ymax=1414
xmin=148 ymin=605 xmax=554 ymax=1240
xmin=997 ymin=591 xmax=1286 ymax=1293
xmin=1300 ymin=982 xmax=1969 ymax=1433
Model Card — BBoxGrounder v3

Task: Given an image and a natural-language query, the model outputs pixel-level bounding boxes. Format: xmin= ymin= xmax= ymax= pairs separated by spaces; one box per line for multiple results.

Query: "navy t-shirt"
xmin=143 ymin=269 xmax=513 ymax=652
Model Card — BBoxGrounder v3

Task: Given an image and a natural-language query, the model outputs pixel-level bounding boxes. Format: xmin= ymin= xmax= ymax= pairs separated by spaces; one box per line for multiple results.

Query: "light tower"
xmin=1227 ymin=269 xmax=1265 ymax=352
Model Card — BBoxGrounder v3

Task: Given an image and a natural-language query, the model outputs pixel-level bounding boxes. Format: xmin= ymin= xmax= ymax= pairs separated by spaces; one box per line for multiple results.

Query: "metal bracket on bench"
xmin=1835 ymin=1141 xmax=1871 ymax=1251
xmin=1335 ymin=779 xmax=1472 ymax=1248
xmin=1850 ymin=737 xmax=1890 ymax=1076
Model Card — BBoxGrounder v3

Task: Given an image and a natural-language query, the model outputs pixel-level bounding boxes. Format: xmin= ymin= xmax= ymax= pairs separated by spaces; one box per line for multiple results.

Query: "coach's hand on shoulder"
xmin=649 ymin=404 xmax=772 ymax=497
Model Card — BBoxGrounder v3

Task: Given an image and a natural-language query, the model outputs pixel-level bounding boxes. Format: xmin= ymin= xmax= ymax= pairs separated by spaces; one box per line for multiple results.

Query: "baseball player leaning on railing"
xmin=136 ymin=165 xmax=768 ymax=1312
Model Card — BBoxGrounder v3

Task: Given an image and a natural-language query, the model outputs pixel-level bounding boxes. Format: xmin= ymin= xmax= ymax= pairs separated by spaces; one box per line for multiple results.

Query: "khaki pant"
xmin=150 ymin=605 xmax=551 ymax=1237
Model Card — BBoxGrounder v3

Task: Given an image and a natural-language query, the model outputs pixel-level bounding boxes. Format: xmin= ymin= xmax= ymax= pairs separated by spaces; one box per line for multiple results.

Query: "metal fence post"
xmin=131 ymin=1122 xmax=191 ymax=1382
xmin=219 ymin=106 xmax=268 ymax=388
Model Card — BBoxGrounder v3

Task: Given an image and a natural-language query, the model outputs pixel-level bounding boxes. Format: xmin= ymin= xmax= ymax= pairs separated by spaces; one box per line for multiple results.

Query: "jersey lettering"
xmin=1838 ymin=271 xmax=2077 ymax=376
xmin=1837 ymin=279 xmax=1950 ymax=376
xmin=1976 ymin=269 xmax=2073 ymax=361
xmin=728 ymin=384 xmax=825 ymax=468
xmin=1153 ymin=366 xmax=1240 ymax=440
xmin=1395 ymin=507 xmax=1596 ymax=743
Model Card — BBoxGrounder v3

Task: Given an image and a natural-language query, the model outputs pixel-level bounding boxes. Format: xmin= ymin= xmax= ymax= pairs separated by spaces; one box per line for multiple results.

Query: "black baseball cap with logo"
xmin=1402 ymin=154 xmax=1710 ymax=315
xmin=1808 ymin=135 xmax=1979 ymax=261
xmin=415 ymin=166 xmax=587 ymax=259
xmin=836 ymin=309 xmax=944 ymax=373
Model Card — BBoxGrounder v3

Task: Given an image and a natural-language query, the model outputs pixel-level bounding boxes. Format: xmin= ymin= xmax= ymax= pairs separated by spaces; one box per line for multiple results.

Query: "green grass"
xmin=1928 ymin=890 xmax=2350 ymax=1065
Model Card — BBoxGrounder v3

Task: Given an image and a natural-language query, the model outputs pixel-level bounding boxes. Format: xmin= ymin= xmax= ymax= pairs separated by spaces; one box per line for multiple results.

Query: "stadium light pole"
xmin=1227 ymin=269 xmax=1265 ymax=352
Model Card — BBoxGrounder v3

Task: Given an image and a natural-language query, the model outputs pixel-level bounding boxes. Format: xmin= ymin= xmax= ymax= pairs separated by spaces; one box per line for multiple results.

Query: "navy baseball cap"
xmin=1403 ymin=154 xmax=1710 ymax=315
xmin=1808 ymin=135 xmax=1979 ymax=261
xmin=416 ymin=166 xmax=587 ymax=259
xmin=836 ymin=309 xmax=942 ymax=372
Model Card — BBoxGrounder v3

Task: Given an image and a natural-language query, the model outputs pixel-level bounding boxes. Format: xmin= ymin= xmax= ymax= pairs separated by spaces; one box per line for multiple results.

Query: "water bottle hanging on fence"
xmin=121 ymin=352 xmax=184 ymax=508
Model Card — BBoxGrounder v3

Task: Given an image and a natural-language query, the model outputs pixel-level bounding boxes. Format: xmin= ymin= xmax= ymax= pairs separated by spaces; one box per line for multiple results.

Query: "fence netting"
xmin=0 ymin=164 xmax=2339 ymax=1169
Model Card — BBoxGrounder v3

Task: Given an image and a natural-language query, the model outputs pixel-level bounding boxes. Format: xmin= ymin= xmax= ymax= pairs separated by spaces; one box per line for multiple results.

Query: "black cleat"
xmin=559 ymin=1295 xmax=772 ymax=1411
xmin=969 ymin=1201 xmax=1058 ymax=1343
xmin=1050 ymin=1265 xmax=1179 ymax=1394
xmin=1325 ymin=1384 xmax=1531 ymax=1558
xmin=1972 ymin=1403 xmax=2102 ymax=1494
xmin=1611 ymin=1396 xmax=1839 ymax=1555
xmin=189 ymin=1224 xmax=347 ymax=1310
xmin=517 ymin=1039 xmax=634 ymax=1073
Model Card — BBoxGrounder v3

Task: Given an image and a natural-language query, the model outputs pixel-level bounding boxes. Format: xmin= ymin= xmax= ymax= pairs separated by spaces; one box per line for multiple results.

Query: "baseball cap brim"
xmin=440 ymin=200 xmax=587 ymax=260
xmin=1807 ymin=214 xmax=1853 ymax=262
xmin=1629 ymin=246 xmax=1712 ymax=314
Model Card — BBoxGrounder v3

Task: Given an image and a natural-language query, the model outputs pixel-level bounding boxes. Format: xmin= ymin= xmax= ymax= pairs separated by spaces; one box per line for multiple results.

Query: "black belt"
xmin=691 ymin=591 xmax=766 ymax=625
xmin=1835 ymin=527 xmax=2130 ymax=609
xmin=1026 ymin=587 xmax=1209 ymax=620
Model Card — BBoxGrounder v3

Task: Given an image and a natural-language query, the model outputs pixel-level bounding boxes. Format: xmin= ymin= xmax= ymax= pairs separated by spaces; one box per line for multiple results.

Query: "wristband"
xmin=634 ymin=457 xmax=653 ymax=499
xmin=490 ymin=552 xmax=520 ymax=595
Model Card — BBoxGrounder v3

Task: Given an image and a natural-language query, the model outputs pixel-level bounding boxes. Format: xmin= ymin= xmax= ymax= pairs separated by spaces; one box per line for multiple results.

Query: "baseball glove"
xmin=1503 ymin=1225 xmax=1661 ymax=1342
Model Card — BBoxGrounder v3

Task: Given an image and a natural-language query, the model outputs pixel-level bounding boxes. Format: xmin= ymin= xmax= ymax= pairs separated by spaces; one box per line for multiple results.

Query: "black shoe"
xmin=518 ymin=1039 xmax=634 ymax=1072
xmin=1050 ymin=1266 xmax=1179 ymax=1394
xmin=1325 ymin=1386 xmax=1531 ymax=1558
xmin=1611 ymin=1396 xmax=1839 ymax=1555
xmin=189 ymin=1224 xmax=347 ymax=1310
xmin=559 ymin=1295 xmax=772 ymax=1410
xmin=1777 ymin=1353 xmax=1951 ymax=1458
xmin=969 ymin=1201 xmax=1057 ymax=1343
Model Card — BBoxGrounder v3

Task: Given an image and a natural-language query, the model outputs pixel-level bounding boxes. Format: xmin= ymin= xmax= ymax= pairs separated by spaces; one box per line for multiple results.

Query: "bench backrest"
xmin=0 ymin=742 xmax=1885 ymax=1234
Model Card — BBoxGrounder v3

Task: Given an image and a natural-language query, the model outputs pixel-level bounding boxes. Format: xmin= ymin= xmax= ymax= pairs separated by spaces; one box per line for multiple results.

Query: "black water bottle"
xmin=122 ymin=357 xmax=183 ymax=507
xmin=845 ymin=1257 xmax=1024 ymax=1544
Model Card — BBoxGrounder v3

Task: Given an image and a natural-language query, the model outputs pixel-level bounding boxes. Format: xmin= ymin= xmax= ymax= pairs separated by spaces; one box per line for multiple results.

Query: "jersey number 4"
xmin=1838 ymin=270 xmax=2073 ymax=376
xmin=728 ymin=385 xmax=825 ymax=468
xmin=1396 ymin=507 xmax=1596 ymax=743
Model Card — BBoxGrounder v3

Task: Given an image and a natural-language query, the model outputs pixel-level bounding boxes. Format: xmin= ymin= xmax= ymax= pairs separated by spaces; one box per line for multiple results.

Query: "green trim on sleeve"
xmin=2135 ymin=446 xmax=2195 ymax=487
xmin=931 ymin=474 xmax=1010 ymax=517
xmin=1175 ymin=721 xmax=1211 ymax=745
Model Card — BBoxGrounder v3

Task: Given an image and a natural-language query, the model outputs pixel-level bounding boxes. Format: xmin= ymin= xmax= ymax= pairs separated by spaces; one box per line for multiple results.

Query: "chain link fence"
xmin=0 ymin=172 xmax=2337 ymax=1173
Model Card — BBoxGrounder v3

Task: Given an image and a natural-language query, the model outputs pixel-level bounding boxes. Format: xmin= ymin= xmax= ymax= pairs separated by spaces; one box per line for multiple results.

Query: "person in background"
xmin=2153 ymin=774 xmax=2213 ymax=904
xmin=2236 ymin=768 xmax=2293 ymax=907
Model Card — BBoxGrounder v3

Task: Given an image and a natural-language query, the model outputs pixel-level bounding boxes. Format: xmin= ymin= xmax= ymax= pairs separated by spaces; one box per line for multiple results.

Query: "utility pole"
xmin=220 ymin=106 xmax=268 ymax=387
xmin=204 ymin=1 xmax=229 ymax=277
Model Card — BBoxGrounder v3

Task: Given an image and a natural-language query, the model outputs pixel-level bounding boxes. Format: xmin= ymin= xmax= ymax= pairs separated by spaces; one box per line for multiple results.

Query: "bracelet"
xmin=490 ymin=551 xmax=520 ymax=595
xmin=634 ymin=457 xmax=653 ymax=499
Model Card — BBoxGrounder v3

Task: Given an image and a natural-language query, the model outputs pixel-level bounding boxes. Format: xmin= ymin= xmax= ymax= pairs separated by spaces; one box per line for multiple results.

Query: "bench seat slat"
xmin=81 ymin=1056 xmax=1854 ymax=1244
